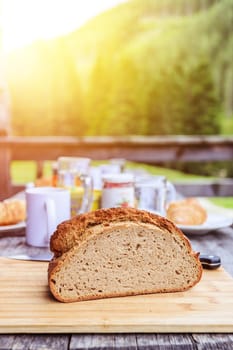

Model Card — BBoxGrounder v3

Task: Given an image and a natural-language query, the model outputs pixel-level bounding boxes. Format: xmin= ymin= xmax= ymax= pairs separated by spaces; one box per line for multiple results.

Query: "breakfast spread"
xmin=166 ymin=198 xmax=207 ymax=226
xmin=0 ymin=199 xmax=26 ymax=226
xmin=48 ymin=207 xmax=202 ymax=302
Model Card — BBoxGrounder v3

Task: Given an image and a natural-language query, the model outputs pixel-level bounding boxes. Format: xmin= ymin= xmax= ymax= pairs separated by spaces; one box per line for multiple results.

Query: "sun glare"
xmin=1 ymin=0 xmax=125 ymax=53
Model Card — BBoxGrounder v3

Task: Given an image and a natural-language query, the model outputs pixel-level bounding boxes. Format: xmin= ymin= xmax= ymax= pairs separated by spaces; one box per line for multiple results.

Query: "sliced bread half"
xmin=48 ymin=207 xmax=202 ymax=302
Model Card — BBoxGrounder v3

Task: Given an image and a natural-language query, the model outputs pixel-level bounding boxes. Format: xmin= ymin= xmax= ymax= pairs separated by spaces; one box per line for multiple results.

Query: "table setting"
xmin=0 ymin=157 xmax=233 ymax=349
xmin=0 ymin=156 xmax=232 ymax=238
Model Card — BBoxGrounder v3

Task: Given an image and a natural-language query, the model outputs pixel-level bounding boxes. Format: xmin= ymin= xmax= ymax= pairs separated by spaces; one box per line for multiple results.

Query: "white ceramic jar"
xmin=101 ymin=173 xmax=135 ymax=209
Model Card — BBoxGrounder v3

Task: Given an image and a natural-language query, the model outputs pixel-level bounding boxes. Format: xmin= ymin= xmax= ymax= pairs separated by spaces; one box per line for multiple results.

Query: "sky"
xmin=0 ymin=0 xmax=126 ymax=53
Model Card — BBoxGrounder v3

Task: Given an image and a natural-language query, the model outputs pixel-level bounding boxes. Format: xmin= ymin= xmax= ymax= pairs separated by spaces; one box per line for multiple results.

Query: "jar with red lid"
xmin=101 ymin=173 xmax=135 ymax=209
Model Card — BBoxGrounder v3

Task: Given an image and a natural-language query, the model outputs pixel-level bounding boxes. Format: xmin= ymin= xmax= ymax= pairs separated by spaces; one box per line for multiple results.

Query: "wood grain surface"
xmin=0 ymin=257 xmax=233 ymax=334
xmin=1 ymin=223 xmax=233 ymax=349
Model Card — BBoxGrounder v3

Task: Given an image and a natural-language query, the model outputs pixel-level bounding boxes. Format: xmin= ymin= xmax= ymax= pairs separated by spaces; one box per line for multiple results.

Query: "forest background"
xmin=4 ymin=0 xmax=233 ymax=177
xmin=7 ymin=0 xmax=233 ymax=137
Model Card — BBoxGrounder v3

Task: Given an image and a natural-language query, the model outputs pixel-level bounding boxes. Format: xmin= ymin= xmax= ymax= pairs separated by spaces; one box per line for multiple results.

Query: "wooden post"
xmin=0 ymin=139 xmax=11 ymax=200
xmin=0 ymin=18 xmax=11 ymax=136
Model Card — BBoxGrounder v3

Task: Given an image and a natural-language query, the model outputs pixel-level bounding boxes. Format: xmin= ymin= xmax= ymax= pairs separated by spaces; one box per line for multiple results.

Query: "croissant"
xmin=166 ymin=198 xmax=207 ymax=226
xmin=0 ymin=200 xmax=26 ymax=226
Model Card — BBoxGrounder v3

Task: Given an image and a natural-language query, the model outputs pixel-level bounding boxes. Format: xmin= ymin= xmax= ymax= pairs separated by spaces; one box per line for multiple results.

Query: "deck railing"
xmin=0 ymin=135 xmax=233 ymax=200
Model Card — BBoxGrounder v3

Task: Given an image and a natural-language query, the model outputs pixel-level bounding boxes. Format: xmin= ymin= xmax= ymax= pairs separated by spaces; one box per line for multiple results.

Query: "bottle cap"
xmin=102 ymin=173 xmax=134 ymax=183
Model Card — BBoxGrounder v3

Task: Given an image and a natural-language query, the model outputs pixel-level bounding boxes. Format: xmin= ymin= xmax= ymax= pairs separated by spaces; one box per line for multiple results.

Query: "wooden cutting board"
xmin=0 ymin=257 xmax=233 ymax=333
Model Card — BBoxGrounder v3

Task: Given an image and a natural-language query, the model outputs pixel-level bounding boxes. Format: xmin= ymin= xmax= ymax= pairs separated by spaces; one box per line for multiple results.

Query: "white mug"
xmin=26 ymin=187 xmax=71 ymax=247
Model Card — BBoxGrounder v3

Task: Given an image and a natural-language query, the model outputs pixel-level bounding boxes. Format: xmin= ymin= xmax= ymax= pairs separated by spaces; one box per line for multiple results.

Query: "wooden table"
xmin=0 ymin=219 xmax=233 ymax=349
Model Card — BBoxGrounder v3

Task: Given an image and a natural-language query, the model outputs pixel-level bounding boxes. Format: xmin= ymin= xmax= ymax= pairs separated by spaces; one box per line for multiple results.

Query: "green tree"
xmin=9 ymin=40 xmax=84 ymax=136
xmin=85 ymin=55 xmax=113 ymax=135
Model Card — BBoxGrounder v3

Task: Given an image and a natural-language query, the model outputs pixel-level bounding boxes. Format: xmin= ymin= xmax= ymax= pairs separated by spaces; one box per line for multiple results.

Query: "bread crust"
xmin=50 ymin=207 xmax=190 ymax=256
xmin=49 ymin=208 xmax=202 ymax=302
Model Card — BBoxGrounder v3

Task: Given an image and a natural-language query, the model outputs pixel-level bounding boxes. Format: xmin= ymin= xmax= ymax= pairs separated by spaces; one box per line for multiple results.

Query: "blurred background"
xmin=0 ymin=0 xmax=232 ymax=178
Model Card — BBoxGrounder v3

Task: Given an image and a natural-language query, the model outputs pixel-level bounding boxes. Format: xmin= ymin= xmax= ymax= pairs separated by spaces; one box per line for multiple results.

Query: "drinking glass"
xmin=57 ymin=157 xmax=93 ymax=216
xmin=135 ymin=175 xmax=176 ymax=216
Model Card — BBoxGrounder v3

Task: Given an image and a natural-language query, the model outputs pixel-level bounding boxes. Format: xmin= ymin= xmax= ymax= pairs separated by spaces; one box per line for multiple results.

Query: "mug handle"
xmin=166 ymin=181 xmax=176 ymax=207
xmin=78 ymin=174 xmax=93 ymax=214
xmin=45 ymin=198 xmax=57 ymax=245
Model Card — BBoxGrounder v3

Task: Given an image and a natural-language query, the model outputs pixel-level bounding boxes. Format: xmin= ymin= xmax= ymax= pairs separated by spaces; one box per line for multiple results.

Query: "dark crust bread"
xmin=50 ymin=207 xmax=191 ymax=256
xmin=48 ymin=208 xmax=202 ymax=302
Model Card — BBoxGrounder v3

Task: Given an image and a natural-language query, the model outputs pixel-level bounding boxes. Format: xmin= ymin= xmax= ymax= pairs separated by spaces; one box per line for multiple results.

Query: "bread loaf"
xmin=48 ymin=207 xmax=202 ymax=303
xmin=0 ymin=200 xmax=26 ymax=226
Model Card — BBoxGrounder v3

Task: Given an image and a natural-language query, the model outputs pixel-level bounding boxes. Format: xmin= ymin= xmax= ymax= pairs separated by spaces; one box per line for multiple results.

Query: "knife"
xmin=6 ymin=252 xmax=53 ymax=262
xmin=199 ymin=254 xmax=221 ymax=270
xmin=5 ymin=252 xmax=221 ymax=269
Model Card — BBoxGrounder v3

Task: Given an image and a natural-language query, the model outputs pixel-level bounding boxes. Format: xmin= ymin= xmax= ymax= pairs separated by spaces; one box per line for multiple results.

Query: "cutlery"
xmin=6 ymin=252 xmax=53 ymax=262
xmin=6 ymin=252 xmax=221 ymax=269
xmin=199 ymin=254 xmax=221 ymax=269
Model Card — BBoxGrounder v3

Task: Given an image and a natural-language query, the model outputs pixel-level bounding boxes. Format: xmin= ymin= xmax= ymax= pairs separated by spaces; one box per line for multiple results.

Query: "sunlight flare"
xmin=1 ymin=0 xmax=125 ymax=52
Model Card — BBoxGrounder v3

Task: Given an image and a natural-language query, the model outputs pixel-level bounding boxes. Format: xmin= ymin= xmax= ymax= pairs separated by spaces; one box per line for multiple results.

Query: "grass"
xmin=209 ymin=197 xmax=233 ymax=209
xmin=11 ymin=160 xmax=210 ymax=184
xmin=11 ymin=161 xmax=53 ymax=184
xmin=125 ymin=162 xmax=210 ymax=181
xmin=220 ymin=115 xmax=233 ymax=135
xmin=11 ymin=161 xmax=38 ymax=184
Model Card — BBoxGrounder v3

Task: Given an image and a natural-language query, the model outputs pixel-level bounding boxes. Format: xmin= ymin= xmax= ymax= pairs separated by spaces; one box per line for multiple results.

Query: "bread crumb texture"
xmin=48 ymin=208 xmax=202 ymax=302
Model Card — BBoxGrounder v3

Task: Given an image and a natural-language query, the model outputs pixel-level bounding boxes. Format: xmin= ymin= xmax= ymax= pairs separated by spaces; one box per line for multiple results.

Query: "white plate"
xmin=0 ymin=221 xmax=26 ymax=232
xmin=177 ymin=213 xmax=233 ymax=235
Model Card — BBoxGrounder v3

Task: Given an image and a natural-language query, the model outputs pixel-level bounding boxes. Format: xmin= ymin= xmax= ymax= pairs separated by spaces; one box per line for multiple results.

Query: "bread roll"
xmin=166 ymin=198 xmax=207 ymax=226
xmin=34 ymin=177 xmax=53 ymax=187
xmin=0 ymin=200 xmax=26 ymax=226
xmin=48 ymin=208 xmax=202 ymax=303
